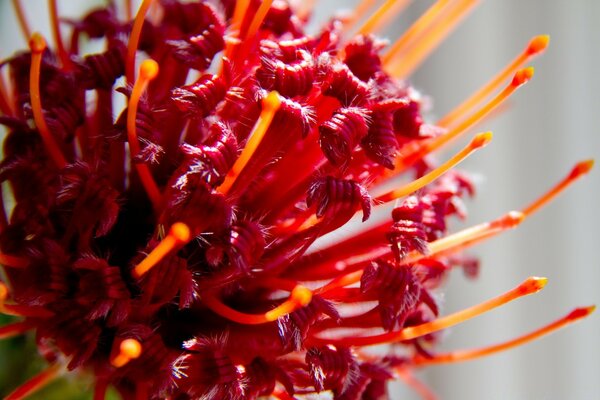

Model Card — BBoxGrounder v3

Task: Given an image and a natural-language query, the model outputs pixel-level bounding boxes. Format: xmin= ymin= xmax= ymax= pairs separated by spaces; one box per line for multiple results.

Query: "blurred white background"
xmin=1 ymin=0 xmax=598 ymax=399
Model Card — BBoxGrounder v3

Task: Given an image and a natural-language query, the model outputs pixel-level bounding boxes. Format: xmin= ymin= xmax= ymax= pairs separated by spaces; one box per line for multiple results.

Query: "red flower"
xmin=0 ymin=1 xmax=594 ymax=399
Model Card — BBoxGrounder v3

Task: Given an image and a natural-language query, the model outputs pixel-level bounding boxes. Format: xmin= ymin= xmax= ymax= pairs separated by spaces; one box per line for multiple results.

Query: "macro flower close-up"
xmin=0 ymin=0 xmax=598 ymax=399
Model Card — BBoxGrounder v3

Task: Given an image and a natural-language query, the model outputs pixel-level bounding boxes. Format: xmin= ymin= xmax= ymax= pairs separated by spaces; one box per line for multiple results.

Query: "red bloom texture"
xmin=0 ymin=1 xmax=594 ymax=399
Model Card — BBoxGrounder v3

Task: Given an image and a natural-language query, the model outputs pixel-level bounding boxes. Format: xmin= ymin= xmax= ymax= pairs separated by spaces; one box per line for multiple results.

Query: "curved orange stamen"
xmin=522 ymin=160 xmax=594 ymax=218
xmin=202 ymin=285 xmax=312 ymax=325
xmin=126 ymin=0 xmax=154 ymax=83
xmin=5 ymin=364 xmax=62 ymax=400
xmin=111 ymin=338 xmax=143 ymax=368
xmin=376 ymin=131 xmax=492 ymax=203
xmin=437 ymin=35 xmax=549 ymax=129
xmin=224 ymin=0 xmax=251 ymax=60
xmin=133 ymin=222 xmax=191 ymax=278
xmin=29 ymin=33 xmax=67 ymax=169
xmin=11 ymin=0 xmax=31 ymax=42
xmin=312 ymin=277 xmax=547 ymax=347
xmin=218 ymin=91 xmax=281 ymax=194
xmin=387 ymin=0 xmax=480 ymax=77
xmin=127 ymin=59 xmax=162 ymax=210
xmin=357 ymin=0 xmax=413 ymax=36
xmin=414 ymin=306 xmax=596 ymax=366
xmin=48 ymin=0 xmax=71 ymax=69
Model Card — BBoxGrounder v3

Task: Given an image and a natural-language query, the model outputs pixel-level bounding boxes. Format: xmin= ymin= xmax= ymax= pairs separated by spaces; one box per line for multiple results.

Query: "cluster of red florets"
xmin=2 ymin=1 xmax=589 ymax=399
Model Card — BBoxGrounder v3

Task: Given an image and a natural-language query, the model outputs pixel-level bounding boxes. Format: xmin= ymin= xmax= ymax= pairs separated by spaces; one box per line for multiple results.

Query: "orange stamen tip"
xmin=291 ymin=285 xmax=313 ymax=307
xmin=263 ymin=91 xmax=281 ymax=112
xmin=569 ymin=159 xmax=595 ymax=179
xmin=470 ymin=131 xmax=493 ymax=149
xmin=527 ymin=35 xmax=550 ymax=55
xmin=120 ymin=339 xmax=142 ymax=359
xmin=170 ymin=222 xmax=191 ymax=244
xmin=512 ymin=67 xmax=535 ymax=86
xmin=29 ymin=32 xmax=47 ymax=53
xmin=139 ymin=59 xmax=159 ymax=80
xmin=492 ymin=210 xmax=525 ymax=229
xmin=520 ymin=276 xmax=548 ymax=294
xmin=567 ymin=305 xmax=596 ymax=321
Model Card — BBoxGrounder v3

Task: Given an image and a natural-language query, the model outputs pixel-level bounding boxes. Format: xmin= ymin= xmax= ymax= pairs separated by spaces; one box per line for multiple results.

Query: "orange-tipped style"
xmin=133 ymin=222 xmax=191 ymax=278
xmin=438 ymin=35 xmax=549 ymax=129
xmin=376 ymin=131 xmax=492 ymax=203
xmin=218 ymin=91 xmax=281 ymax=194
xmin=202 ymin=284 xmax=312 ymax=325
xmin=126 ymin=0 xmax=154 ymax=83
xmin=522 ymin=160 xmax=594 ymax=217
xmin=111 ymin=339 xmax=143 ymax=368
xmin=395 ymin=67 xmax=534 ymax=172
xmin=312 ymin=277 xmax=547 ymax=347
xmin=29 ymin=33 xmax=68 ymax=169
xmin=127 ymin=59 xmax=162 ymax=210
xmin=414 ymin=306 xmax=596 ymax=366
xmin=5 ymin=364 xmax=62 ymax=400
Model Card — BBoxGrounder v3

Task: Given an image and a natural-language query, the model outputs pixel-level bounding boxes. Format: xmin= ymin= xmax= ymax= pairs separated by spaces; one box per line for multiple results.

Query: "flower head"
xmin=0 ymin=0 xmax=594 ymax=399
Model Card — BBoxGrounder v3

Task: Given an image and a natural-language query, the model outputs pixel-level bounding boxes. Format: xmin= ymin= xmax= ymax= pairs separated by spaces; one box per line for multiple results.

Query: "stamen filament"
xmin=133 ymin=222 xmax=191 ymax=278
xmin=29 ymin=33 xmax=68 ymax=169
xmin=396 ymin=367 xmax=439 ymax=400
xmin=414 ymin=306 xmax=596 ymax=366
xmin=437 ymin=35 xmax=550 ymax=129
xmin=111 ymin=338 xmax=142 ymax=368
xmin=218 ymin=91 xmax=281 ymax=194
xmin=0 ymin=253 xmax=29 ymax=268
xmin=383 ymin=0 xmax=452 ymax=65
xmin=11 ymin=0 xmax=31 ymax=43
xmin=127 ymin=60 xmax=162 ymax=210
xmin=5 ymin=364 xmax=62 ymax=400
xmin=396 ymin=68 xmax=534 ymax=171
xmin=0 ymin=321 xmax=34 ymax=340
xmin=403 ymin=211 xmax=525 ymax=265
xmin=224 ymin=0 xmax=251 ymax=60
xmin=357 ymin=0 xmax=413 ymax=36
xmin=48 ymin=0 xmax=71 ymax=69
xmin=311 ymin=277 xmax=547 ymax=347
xmin=376 ymin=132 xmax=492 ymax=203
xmin=244 ymin=0 xmax=274 ymax=46
xmin=387 ymin=0 xmax=480 ymax=77
xmin=343 ymin=0 xmax=378 ymax=31
xmin=126 ymin=0 xmax=154 ymax=83
xmin=522 ymin=160 xmax=594 ymax=218
xmin=202 ymin=285 xmax=312 ymax=325
xmin=125 ymin=0 xmax=133 ymax=21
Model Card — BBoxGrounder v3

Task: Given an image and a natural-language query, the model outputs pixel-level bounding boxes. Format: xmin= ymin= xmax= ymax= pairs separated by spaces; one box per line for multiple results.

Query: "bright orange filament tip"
xmin=126 ymin=0 xmax=154 ymax=83
xmin=522 ymin=159 xmax=594 ymax=218
xmin=203 ymin=284 xmax=312 ymax=325
xmin=111 ymin=339 xmax=142 ymax=368
xmin=218 ymin=91 xmax=281 ymax=194
xmin=414 ymin=305 xmax=595 ymax=366
xmin=5 ymin=364 xmax=62 ymax=400
xmin=28 ymin=32 xmax=68 ymax=169
xmin=133 ymin=222 xmax=191 ymax=278
xmin=127 ymin=59 xmax=162 ymax=210
xmin=527 ymin=34 xmax=550 ymax=55
xmin=376 ymin=131 xmax=492 ymax=203
xmin=313 ymin=276 xmax=547 ymax=347
xmin=512 ymin=66 xmax=534 ymax=86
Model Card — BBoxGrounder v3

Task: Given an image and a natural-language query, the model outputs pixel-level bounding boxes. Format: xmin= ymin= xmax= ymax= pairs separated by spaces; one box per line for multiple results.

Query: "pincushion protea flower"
xmin=0 ymin=0 xmax=594 ymax=399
